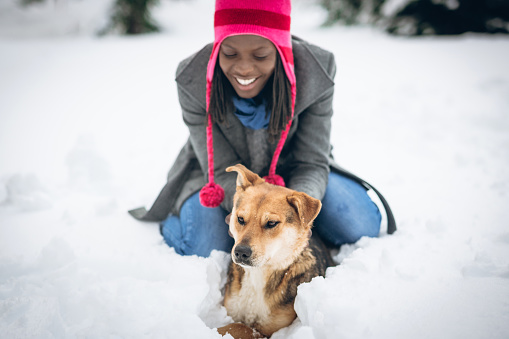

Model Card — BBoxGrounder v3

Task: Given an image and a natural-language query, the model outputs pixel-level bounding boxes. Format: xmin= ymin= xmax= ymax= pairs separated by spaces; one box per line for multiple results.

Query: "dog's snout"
xmin=234 ymin=245 xmax=252 ymax=263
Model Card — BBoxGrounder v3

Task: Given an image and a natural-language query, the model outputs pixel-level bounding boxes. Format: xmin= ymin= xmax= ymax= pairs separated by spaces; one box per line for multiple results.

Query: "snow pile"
xmin=1 ymin=0 xmax=509 ymax=338
xmin=0 ymin=173 xmax=52 ymax=211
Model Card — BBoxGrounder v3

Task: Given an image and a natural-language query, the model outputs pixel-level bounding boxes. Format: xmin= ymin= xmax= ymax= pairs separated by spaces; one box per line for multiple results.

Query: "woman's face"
xmin=219 ymin=35 xmax=277 ymax=99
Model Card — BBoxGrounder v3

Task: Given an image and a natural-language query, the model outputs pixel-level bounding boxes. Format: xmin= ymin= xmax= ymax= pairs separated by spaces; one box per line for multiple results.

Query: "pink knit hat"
xmin=200 ymin=0 xmax=297 ymax=208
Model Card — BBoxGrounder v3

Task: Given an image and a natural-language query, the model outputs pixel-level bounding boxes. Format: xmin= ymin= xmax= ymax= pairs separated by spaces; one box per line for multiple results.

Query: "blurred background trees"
xmin=15 ymin=0 xmax=509 ymax=36
xmin=99 ymin=0 xmax=509 ymax=36
xmin=321 ymin=0 xmax=509 ymax=35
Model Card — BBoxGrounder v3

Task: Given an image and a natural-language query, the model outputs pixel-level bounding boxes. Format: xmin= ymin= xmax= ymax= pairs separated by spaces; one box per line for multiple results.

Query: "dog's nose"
xmin=234 ymin=245 xmax=252 ymax=262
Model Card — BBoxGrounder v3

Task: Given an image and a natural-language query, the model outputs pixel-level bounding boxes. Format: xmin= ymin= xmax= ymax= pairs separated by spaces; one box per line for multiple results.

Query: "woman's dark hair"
xmin=208 ymin=52 xmax=292 ymax=141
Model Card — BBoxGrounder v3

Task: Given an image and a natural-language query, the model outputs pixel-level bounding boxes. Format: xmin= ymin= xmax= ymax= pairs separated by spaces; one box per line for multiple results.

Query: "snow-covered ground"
xmin=1 ymin=0 xmax=509 ymax=338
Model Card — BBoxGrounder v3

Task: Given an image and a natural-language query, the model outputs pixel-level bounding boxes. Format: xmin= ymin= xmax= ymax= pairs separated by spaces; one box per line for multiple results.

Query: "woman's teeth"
xmin=236 ymin=78 xmax=256 ymax=85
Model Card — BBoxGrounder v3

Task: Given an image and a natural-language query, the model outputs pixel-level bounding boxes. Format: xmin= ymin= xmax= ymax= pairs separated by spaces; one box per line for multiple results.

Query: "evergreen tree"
xmin=387 ymin=0 xmax=509 ymax=35
xmin=322 ymin=0 xmax=387 ymax=26
xmin=102 ymin=0 xmax=160 ymax=35
xmin=321 ymin=0 xmax=509 ymax=35
xmin=20 ymin=0 xmax=45 ymax=5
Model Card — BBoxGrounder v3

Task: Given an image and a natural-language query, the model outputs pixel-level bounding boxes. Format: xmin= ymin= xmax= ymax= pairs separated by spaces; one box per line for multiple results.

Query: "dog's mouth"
xmin=234 ymin=259 xmax=254 ymax=268
xmin=233 ymin=256 xmax=255 ymax=267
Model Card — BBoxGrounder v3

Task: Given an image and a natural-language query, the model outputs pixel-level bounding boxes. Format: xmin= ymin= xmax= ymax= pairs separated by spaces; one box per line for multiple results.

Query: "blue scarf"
xmin=232 ymin=96 xmax=270 ymax=130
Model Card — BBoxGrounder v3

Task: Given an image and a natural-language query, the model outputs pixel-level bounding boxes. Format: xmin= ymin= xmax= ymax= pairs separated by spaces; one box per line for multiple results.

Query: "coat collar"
xmin=175 ymin=38 xmax=334 ymax=165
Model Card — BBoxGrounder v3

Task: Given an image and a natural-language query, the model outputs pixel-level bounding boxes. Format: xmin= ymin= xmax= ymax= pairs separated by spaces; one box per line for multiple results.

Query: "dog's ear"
xmin=226 ymin=164 xmax=264 ymax=190
xmin=287 ymin=192 xmax=322 ymax=227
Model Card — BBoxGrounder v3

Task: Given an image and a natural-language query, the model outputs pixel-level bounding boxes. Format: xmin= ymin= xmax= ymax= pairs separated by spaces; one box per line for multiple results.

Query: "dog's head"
xmin=225 ymin=164 xmax=322 ymax=270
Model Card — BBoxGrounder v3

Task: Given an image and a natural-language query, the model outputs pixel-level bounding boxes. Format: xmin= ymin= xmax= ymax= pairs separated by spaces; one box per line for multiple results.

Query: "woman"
xmin=130 ymin=0 xmax=396 ymax=257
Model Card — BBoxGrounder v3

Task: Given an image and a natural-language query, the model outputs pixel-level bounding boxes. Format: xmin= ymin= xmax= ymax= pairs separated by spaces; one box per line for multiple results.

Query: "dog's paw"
xmin=217 ymin=323 xmax=265 ymax=339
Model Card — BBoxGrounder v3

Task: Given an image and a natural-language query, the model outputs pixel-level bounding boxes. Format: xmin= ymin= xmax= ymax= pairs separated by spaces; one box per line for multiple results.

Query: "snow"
xmin=1 ymin=0 xmax=509 ymax=338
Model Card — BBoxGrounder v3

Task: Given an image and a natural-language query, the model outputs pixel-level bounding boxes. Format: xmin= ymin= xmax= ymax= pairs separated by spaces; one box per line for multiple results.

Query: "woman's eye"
xmin=265 ymin=221 xmax=279 ymax=229
xmin=254 ymin=55 xmax=268 ymax=60
xmin=222 ymin=52 xmax=236 ymax=58
xmin=237 ymin=216 xmax=245 ymax=225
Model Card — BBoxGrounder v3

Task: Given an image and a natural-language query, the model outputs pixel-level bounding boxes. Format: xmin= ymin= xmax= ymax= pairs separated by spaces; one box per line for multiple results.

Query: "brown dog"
xmin=217 ymin=164 xmax=333 ymax=338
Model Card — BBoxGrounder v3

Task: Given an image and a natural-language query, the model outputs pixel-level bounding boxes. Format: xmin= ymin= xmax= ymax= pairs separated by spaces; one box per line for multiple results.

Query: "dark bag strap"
xmin=332 ymin=167 xmax=396 ymax=234
xmin=365 ymin=181 xmax=397 ymax=234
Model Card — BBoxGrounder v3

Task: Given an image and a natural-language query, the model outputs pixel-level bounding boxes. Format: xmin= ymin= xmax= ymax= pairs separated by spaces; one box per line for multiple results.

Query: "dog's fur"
xmin=217 ymin=164 xmax=333 ymax=338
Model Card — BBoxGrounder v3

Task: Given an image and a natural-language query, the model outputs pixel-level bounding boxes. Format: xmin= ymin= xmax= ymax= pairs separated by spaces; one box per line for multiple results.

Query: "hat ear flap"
xmin=226 ymin=164 xmax=265 ymax=191
xmin=287 ymin=192 xmax=322 ymax=227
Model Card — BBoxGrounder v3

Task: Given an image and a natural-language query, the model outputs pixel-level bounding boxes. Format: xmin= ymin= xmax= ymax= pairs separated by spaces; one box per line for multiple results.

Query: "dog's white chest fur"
xmin=226 ymin=268 xmax=270 ymax=326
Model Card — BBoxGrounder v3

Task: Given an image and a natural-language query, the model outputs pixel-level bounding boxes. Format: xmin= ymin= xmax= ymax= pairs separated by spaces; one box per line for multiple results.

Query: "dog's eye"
xmin=265 ymin=220 xmax=279 ymax=229
xmin=237 ymin=216 xmax=245 ymax=225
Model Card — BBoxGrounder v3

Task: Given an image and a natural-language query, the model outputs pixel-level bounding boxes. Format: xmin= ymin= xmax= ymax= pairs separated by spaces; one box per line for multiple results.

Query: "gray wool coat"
xmin=130 ymin=36 xmax=396 ymax=234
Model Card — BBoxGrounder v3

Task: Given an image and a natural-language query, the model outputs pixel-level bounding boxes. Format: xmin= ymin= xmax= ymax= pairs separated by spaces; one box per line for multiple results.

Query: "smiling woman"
xmin=129 ymin=0 xmax=396 ymax=258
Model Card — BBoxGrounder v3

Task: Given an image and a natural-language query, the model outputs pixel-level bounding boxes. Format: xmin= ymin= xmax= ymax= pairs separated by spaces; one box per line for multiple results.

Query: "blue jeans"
xmin=160 ymin=171 xmax=381 ymax=257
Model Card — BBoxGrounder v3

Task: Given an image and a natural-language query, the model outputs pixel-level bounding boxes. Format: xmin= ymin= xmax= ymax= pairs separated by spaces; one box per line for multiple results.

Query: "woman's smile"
xmin=236 ymin=77 xmax=257 ymax=86
xmin=234 ymin=77 xmax=259 ymax=92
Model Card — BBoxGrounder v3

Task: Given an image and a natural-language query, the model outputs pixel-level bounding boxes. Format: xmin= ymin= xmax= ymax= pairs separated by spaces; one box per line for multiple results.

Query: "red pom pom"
xmin=263 ymin=174 xmax=285 ymax=187
xmin=199 ymin=182 xmax=225 ymax=208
